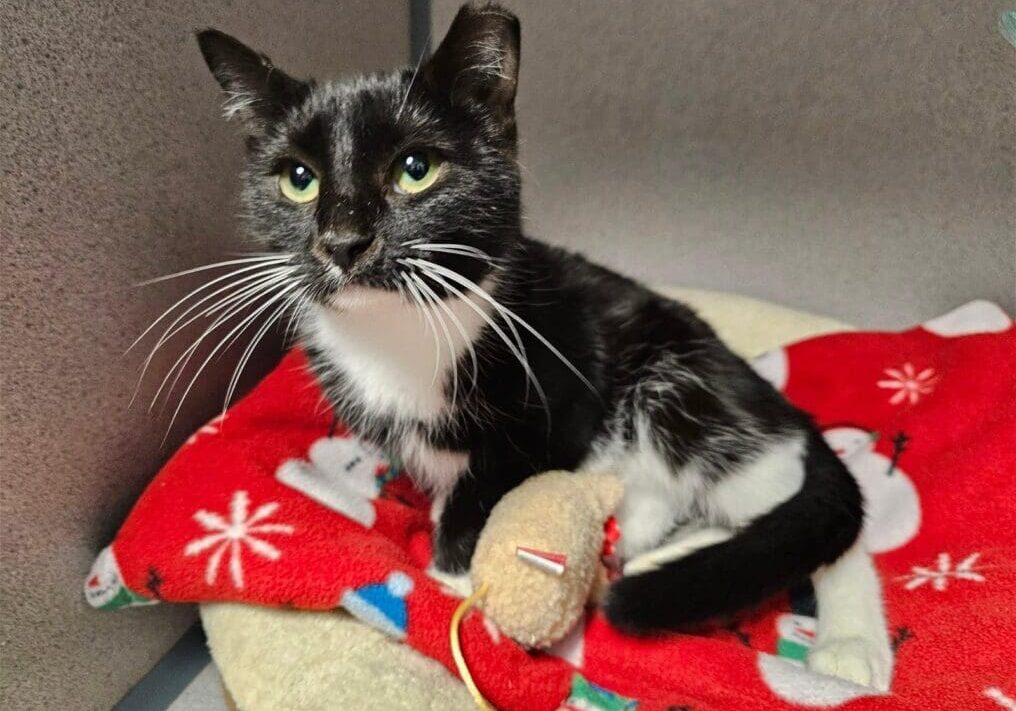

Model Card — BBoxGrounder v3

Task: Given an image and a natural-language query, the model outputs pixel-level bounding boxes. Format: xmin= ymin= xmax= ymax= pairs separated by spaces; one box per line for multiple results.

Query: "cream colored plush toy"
xmin=469 ymin=470 xmax=623 ymax=648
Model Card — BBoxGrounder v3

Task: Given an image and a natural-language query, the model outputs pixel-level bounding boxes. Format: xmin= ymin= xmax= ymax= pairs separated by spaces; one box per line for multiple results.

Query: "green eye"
xmin=278 ymin=162 xmax=319 ymax=203
xmin=393 ymin=152 xmax=442 ymax=194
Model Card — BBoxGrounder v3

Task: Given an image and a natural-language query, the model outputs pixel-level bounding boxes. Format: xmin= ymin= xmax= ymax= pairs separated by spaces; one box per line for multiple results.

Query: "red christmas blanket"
xmin=87 ymin=301 xmax=1016 ymax=711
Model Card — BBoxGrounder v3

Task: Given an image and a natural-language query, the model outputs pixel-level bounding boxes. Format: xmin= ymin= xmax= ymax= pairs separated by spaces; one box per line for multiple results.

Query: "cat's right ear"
xmin=423 ymin=4 xmax=520 ymax=132
xmin=196 ymin=29 xmax=308 ymax=133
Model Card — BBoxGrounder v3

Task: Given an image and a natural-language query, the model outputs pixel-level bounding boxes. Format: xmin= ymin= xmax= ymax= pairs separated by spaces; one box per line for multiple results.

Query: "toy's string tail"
xmin=450 ymin=581 xmax=494 ymax=711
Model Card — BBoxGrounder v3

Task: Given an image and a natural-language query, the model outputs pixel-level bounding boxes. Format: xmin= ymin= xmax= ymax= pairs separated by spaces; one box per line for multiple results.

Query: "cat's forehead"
xmin=273 ymin=71 xmax=443 ymax=169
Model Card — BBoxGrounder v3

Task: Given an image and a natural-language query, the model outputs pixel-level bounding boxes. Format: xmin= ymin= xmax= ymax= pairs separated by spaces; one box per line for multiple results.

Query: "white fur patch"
xmin=308 ymin=286 xmax=490 ymax=424
xmin=400 ymin=429 xmax=469 ymax=499
xmin=587 ymin=424 xmax=807 ymax=561
xmin=584 ymin=417 xmax=709 ymax=559
xmin=809 ymin=542 xmax=893 ymax=691
xmin=705 ymin=436 xmax=806 ymax=526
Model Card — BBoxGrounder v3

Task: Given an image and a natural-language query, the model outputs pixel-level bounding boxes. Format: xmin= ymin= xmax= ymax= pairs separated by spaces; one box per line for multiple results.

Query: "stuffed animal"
xmin=469 ymin=470 xmax=624 ymax=648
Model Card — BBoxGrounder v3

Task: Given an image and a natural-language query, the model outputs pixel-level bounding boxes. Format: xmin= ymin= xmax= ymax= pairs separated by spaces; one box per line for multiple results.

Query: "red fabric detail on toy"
xmin=601 ymin=515 xmax=623 ymax=582
xmin=97 ymin=310 xmax=1015 ymax=711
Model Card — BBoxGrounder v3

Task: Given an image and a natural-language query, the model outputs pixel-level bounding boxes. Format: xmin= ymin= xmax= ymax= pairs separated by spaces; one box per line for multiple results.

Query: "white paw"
xmin=808 ymin=637 xmax=892 ymax=692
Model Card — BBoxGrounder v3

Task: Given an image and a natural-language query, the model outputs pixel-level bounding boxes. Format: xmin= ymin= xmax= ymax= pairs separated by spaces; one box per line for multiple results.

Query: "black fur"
xmin=197 ymin=3 xmax=863 ymax=632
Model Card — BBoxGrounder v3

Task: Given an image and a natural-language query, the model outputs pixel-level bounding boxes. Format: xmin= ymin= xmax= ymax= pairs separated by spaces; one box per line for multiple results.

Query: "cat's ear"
xmin=424 ymin=3 xmax=520 ymax=129
xmin=196 ymin=29 xmax=308 ymax=133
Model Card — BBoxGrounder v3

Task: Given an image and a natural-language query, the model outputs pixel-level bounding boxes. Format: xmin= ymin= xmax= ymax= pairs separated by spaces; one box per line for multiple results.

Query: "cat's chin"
xmin=325 ymin=284 xmax=404 ymax=313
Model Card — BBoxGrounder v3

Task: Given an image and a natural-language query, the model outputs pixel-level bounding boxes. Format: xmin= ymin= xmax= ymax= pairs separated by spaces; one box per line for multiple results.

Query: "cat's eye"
xmin=393 ymin=152 xmax=442 ymax=195
xmin=278 ymin=162 xmax=319 ymax=203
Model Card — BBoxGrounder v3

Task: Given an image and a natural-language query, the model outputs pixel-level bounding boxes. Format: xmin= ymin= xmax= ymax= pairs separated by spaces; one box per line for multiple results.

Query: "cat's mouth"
xmin=302 ymin=259 xmax=404 ymax=310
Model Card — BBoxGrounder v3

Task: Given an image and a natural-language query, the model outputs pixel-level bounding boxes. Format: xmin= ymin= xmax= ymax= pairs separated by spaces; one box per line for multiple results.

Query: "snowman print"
xmin=824 ymin=427 xmax=921 ymax=554
xmin=276 ymin=436 xmax=390 ymax=527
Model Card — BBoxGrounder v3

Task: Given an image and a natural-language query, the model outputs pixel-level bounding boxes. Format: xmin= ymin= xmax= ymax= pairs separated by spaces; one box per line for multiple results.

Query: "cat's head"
xmin=197 ymin=3 xmax=521 ymax=308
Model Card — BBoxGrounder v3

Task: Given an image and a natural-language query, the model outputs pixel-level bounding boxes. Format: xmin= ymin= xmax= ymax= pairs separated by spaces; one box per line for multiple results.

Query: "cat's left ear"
xmin=423 ymin=4 xmax=520 ymax=132
xmin=196 ymin=29 xmax=308 ymax=133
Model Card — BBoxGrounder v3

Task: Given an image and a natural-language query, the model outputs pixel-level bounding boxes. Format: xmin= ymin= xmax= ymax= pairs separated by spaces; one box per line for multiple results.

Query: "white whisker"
xmin=128 ymin=266 xmax=296 ymax=407
xmin=404 ymin=257 xmax=528 ymax=396
xmin=149 ymin=271 xmax=296 ymax=412
xmin=407 ymin=262 xmax=550 ymax=418
xmin=396 ymin=37 xmax=430 ymax=121
xmin=211 ymin=270 xmax=300 ymax=357
xmin=134 ymin=254 xmax=289 ymax=287
xmin=410 ymin=272 xmax=459 ymax=408
xmin=163 ymin=282 xmax=302 ymax=442
xmin=406 ymin=257 xmax=597 ymax=395
xmin=222 ymin=287 xmax=306 ymax=413
xmin=401 ymin=273 xmax=443 ymax=387
xmin=411 ymin=272 xmax=480 ymax=393
xmin=409 ymin=243 xmax=496 ymax=263
xmin=127 ymin=260 xmax=291 ymax=356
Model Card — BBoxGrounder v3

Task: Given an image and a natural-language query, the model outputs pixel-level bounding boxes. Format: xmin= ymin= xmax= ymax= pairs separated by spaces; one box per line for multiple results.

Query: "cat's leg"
xmin=808 ymin=541 xmax=893 ymax=691
xmin=432 ymin=455 xmax=531 ymax=573
xmin=424 ymin=492 xmax=474 ymax=595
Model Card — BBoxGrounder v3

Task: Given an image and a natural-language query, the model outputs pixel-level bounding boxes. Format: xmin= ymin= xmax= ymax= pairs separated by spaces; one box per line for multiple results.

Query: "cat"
xmin=196 ymin=2 xmax=891 ymax=689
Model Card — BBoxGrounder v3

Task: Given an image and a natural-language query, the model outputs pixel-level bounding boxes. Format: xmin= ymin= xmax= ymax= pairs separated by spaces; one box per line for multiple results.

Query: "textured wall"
xmin=0 ymin=2 xmax=407 ymax=709
xmin=434 ymin=1 xmax=1015 ymax=327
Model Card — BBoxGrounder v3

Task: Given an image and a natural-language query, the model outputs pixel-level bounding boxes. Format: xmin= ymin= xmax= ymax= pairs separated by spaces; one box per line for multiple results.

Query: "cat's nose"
xmin=314 ymin=232 xmax=375 ymax=271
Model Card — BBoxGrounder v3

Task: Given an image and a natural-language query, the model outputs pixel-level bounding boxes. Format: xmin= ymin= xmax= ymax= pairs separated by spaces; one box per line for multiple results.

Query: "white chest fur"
xmin=306 ymin=286 xmax=488 ymax=492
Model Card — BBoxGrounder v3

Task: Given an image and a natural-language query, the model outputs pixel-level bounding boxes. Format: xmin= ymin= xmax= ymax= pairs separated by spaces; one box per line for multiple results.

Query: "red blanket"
xmin=88 ymin=301 xmax=1015 ymax=711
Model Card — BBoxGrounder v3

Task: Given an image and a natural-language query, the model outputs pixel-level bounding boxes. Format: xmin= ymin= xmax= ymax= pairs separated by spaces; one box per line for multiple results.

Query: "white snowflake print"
xmin=877 ymin=363 xmax=937 ymax=405
xmin=985 ymin=687 xmax=1016 ymax=710
xmin=900 ymin=552 xmax=984 ymax=592
xmin=184 ymin=490 xmax=294 ymax=589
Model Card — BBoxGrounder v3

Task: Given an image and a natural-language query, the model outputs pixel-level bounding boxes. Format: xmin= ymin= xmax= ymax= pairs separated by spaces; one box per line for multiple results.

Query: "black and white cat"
xmin=196 ymin=3 xmax=891 ymax=689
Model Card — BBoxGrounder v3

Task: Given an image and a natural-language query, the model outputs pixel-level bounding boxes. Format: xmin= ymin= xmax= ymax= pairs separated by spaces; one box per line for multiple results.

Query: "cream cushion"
xmin=202 ymin=287 xmax=852 ymax=711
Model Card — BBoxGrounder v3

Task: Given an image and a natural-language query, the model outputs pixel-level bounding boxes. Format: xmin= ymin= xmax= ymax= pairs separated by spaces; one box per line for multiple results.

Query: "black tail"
xmin=603 ymin=432 xmax=863 ymax=634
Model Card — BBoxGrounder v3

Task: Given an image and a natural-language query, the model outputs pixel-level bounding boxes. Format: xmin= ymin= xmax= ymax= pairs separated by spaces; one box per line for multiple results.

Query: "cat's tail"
xmin=603 ymin=432 xmax=863 ymax=634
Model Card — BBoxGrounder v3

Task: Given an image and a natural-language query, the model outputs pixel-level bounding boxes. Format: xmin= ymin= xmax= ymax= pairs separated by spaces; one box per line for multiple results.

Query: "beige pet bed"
xmin=202 ymin=287 xmax=851 ymax=711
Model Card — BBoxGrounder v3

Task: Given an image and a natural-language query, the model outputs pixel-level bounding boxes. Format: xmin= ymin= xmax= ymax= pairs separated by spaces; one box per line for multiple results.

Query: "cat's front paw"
xmin=432 ymin=526 xmax=479 ymax=575
xmin=808 ymin=636 xmax=893 ymax=692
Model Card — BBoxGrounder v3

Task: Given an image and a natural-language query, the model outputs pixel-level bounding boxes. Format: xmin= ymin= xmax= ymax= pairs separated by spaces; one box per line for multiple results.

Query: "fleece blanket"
xmin=87 ymin=301 xmax=1015 ymax=711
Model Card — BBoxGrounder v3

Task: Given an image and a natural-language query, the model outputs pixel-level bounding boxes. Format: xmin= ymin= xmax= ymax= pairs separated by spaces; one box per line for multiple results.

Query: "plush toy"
xmin=468 ymin=469 xmax=624 ymax=649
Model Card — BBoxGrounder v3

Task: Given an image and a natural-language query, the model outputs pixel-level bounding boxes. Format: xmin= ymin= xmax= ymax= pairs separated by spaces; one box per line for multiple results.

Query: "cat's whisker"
xmin=127 ymin=260 xmax=291 ymax=356
xmin=223 ymin=287 xmax=307 ymax=414
xmin=403 ymin=257 xmax=529 ymax=399
xmin=401 ymin=273 xmax=443 ymax=387
xmin=409 ymin=272 xmax=459 ymax=408
xmin=128 ymin=264 xmax=296 ymax=408
xmin=149 ymin=270 xmax=297 ymax=413
xmin=134 ymin=254 xmax=289 ymax=287
xmin=157 ymin=268 xmax=299 ymax=385
xmin=408 ymin=243 xmax=497 ymax=263
xmin=282 ymin=292 xmax=311 ymax=345
xmin=410 ymin=272 xmax=480 ymax=394
xmin=406 ymin=257 xmax=596 ymax=395
xmin=211 ymin=270 xmax=301 ymax=358
xmin=163 ymin=281 xmax=303 ymax=443
xmin=395 ymin=40 xmax=429 ymax=120
xmin=407 ymin=262 xmax=550 ymax=419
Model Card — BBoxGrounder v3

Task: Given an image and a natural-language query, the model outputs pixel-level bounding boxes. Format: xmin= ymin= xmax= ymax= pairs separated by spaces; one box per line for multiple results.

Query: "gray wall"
xmin=434 ymin=1 xmax=1015 ymax=327
xmin=0 ymin=2 xmax=407 ymax=709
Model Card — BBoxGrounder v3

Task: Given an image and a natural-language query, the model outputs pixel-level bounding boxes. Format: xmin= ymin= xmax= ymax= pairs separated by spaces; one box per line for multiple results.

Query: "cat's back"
xmin=517 ymin=236 xmax=719 ymax=350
